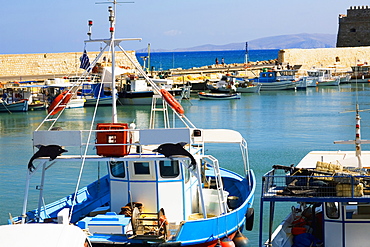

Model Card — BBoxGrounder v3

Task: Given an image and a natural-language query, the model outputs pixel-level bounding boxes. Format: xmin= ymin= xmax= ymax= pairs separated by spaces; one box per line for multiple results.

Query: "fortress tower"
xmin=337 ymin=6 xmax=370 ymax=47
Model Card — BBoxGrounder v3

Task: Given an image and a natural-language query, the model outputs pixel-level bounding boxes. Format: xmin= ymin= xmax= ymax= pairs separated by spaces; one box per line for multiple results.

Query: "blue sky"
xmin=1 ymin=0 xmax=369 ymax=54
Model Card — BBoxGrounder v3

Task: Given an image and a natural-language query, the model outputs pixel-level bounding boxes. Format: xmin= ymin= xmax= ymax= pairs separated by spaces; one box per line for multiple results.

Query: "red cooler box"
xmin=96 ymin=123 xmax=129 ymax=157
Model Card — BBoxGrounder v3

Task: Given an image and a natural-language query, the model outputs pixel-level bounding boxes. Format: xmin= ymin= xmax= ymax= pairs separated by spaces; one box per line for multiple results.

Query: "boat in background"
xmin=79 ymin=83 xmax=113 ymax=106
xmin=207 ymin=75 xmax=261 ymax=93
xmin=249 ymin=69 xmax=297 ymax=91
xmin=8 ymin=3 xmax=256 ymax=247
xmin=118 ymin=76 xmax=182 ymax=105
xmin=350 ymin=63 xmax=370 ymax=83
xmin=207 ymin=75 xmax=237 ymax=93
xmin=259 ymin=103 xmax=370 ymax=247
xmin=235 ymin=79 xmax=261 ymax=93
xmin=295 ymin=76 xmax=316 ymax=89
xmin=198 ymin=91 xmax=241 ymax=100
xmin=0 ymin=99 xmax=28 ymax=113
xmin=307 ymin=68 xmax=341 ymax=86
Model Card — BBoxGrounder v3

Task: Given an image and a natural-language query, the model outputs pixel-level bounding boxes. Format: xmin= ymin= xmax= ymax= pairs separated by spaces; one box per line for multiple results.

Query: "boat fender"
xmin=220 ymin=237 xmax=235 ymax=247
xmin=244 ymin=208 xmax=254 ymax=231
xmin=233 ymin=230 xmax=249 ymax=247
xmin=160 ymin=89 xmax=184 ymax=115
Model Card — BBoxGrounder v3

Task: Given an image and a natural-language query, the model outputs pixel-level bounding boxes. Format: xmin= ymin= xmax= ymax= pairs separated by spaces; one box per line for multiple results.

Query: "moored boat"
xmin=307 ymin=68 xmax=341 ymax=86
xmin=249 ymin=70 xmax=297 ymax=91
xmin=259 ymin=103 xmax=370 ymax=247
xmin=0 ymin=99 xmax=28 ymax=113
xmin=198 ymin=91 xmax=241 ymax=100
xmin=8 ymin=3 xmax=256 ymax=247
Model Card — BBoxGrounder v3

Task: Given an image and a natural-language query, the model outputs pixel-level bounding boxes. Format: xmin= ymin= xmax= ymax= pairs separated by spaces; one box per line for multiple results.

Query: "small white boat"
xmin=260 ymin=103 xmax=370 ymax=247
xmin=66 ymin=98 xmax=85 ymax=108
xmin=207 ymin=75 xmax=237 ymax=93
xmin=198 ymin=92 xmax=241 ymax=100
xmin=307 ymin=68 xmax=341 ymax=86
xmin=235 ymin=83 xmax=261 ymax=93
xmin=296 ymin=76 xmax=316 ymax=89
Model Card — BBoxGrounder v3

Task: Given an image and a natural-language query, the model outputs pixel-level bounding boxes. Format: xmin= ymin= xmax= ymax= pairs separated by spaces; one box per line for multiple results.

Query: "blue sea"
xmin=1 ymin=50 xmax=369 ymax=246
xmin=136 ymin=49 xmax=279 ymax=71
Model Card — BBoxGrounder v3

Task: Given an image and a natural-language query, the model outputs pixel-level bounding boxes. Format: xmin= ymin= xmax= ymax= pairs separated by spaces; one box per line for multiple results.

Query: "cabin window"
xmin=159 ymin=160 xmax=180 ymax=178
xmin=325 ymin=202 xmax=339 ymax=219
xmin=134 ymin=162 xmax=150 ymax=175
xmin=110 ymin=161 xmax=125 ymax=178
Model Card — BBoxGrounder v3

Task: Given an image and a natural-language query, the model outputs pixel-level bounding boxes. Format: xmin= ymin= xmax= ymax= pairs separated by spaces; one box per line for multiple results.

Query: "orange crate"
xmin=96 ymin=123 xmax=129 ymax=157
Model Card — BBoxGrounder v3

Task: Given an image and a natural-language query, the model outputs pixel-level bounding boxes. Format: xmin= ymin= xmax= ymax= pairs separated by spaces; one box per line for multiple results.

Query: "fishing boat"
xmin=79 ymin=83 xmax=114 ymax=106
xmin=259 ymin=102 xmax=370 ymax=247
xmin=307 ymin=68 xmax=341 ymax=86
xmin=198 ymin=92 xmax=241 ymax=100
xmin=207 ymin=75 xmax=237 ymax=93
xmin=8 ymin=2 xmax=256 ymax=247
xmin=118 ymin=77 xmax=182 ymax=105
xmin=0 ymin=99 xmax=28 ymax=113
xmin=235 ymin=81 xmax=261 ymax=93
xmin=249 ymin=70 xmax=297 ymax=91
xmin=350 ymin=63 xmax=370 ymax=83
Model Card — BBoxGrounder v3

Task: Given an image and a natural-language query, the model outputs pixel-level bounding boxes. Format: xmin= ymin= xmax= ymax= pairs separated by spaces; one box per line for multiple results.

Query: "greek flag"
xmin=80 ymin=50 xmax=91 ymax=71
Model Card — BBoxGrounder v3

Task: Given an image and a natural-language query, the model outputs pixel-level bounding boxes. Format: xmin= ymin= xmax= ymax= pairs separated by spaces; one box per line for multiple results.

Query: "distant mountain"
xmin=136 ymin=33 xmax=336 ymax=52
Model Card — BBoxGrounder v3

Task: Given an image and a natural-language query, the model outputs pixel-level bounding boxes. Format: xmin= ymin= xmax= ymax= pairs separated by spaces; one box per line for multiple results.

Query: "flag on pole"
xmin=80 ymin=50 xmax=91 ymax=71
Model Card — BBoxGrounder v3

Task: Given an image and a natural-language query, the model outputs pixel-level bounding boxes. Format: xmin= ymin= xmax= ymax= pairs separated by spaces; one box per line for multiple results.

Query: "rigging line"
xmin=68 ymin=46 xmax=112 ymax=223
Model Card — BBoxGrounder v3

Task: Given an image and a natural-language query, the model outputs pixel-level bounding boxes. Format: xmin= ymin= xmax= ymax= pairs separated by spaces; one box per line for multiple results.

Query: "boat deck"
xmin=261 ymin=168 xmax=370 ymax=203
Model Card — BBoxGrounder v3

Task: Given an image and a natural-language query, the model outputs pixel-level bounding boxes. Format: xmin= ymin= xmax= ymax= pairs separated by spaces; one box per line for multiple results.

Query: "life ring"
xmin=160 ymin=89 xmax=184 ymax=115
xmin=48 ymin=91 xmax=72 ymax=115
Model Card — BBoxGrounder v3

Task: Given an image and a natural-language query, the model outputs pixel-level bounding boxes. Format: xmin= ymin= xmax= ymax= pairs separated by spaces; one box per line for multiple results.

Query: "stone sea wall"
xmin=278 ymin=46 xmax=370 ymax=73
xmin=0 ymin=51 xmax=138 ymax=77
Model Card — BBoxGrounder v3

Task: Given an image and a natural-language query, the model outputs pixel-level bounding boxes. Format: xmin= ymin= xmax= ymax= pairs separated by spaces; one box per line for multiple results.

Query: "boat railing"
xmin=32 ymin=128 xmax=200 ymax=157
xmin=261 ymin=168 xmax=370 ymax=202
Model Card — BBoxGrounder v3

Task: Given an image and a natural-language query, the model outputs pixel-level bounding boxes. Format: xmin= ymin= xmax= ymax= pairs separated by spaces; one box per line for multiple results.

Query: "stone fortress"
xmin=337 ymin=5 xmax=370 ymax=47
xmin=278 ymin=5 xmax=370 ymax=74
xmin=1 ymin=5 xmax=370 ymax=81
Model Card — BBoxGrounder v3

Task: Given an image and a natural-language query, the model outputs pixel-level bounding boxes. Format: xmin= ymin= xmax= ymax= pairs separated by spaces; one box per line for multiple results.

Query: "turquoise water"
xmin=1 ymin=83 xmax=370 ymax=246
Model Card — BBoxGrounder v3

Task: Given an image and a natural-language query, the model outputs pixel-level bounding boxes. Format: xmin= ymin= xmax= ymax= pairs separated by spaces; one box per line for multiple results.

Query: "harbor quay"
xmin=1 ymin=46 xmax=370 ymax=84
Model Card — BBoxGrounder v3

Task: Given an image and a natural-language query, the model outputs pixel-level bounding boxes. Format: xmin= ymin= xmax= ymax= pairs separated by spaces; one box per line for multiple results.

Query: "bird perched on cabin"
xmin=153 ymin=142 xmax=196 ymax=169
xmin=28 ymin=145 xmax=68 ymax=172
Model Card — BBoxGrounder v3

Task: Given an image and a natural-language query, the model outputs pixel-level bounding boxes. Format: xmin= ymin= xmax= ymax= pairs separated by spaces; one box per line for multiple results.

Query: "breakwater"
xmin=278 ymin=46 xmax=370 ymax=72
xmin=0 ymin=51 xmax=138 ymax=82
xmin=2 ymin=46 xmax=370 ymax=83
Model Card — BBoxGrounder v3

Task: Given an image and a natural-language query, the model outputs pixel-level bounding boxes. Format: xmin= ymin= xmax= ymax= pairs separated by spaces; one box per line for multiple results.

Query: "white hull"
xmin=66 ymin=99 xmax=85 ymax=108
xmin=236 ymin=84 xmax=261 ymax=93
xmin=84 ymin=97 xmax=113 ymax=106
xmin=260 ymin=81 xmax=297 ymax=91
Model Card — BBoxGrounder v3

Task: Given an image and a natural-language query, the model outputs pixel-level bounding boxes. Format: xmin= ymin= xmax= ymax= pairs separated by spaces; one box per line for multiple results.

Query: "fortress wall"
xmin=278 ymin=46 xmax=370 ymax=74
xmin=0 ymin=51 xmax=138 ymax=77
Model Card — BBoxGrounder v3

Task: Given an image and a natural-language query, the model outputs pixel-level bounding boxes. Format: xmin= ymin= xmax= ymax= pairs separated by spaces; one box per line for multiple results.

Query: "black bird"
xmin=28 ymin=145 xmax=68 ymax=172
xmin=153 ymin=142 xmax=196 ymax=169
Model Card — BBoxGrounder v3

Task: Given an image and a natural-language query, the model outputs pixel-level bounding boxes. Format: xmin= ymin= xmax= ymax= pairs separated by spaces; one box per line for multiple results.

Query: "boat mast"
xmin=334 ymin=103 xmax=370 ymax=168
xmin=244 ymin=42 xmax=249 ymax=64
xmin=109 ymin=4 xmax=118 ymax=123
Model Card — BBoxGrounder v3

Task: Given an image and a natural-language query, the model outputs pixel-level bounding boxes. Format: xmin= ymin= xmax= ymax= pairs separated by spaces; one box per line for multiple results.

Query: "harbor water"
xmin=1 ymin=50 xmax=370 ymax=246
xmin=2 ymin=85 xmax=370 ymax=245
